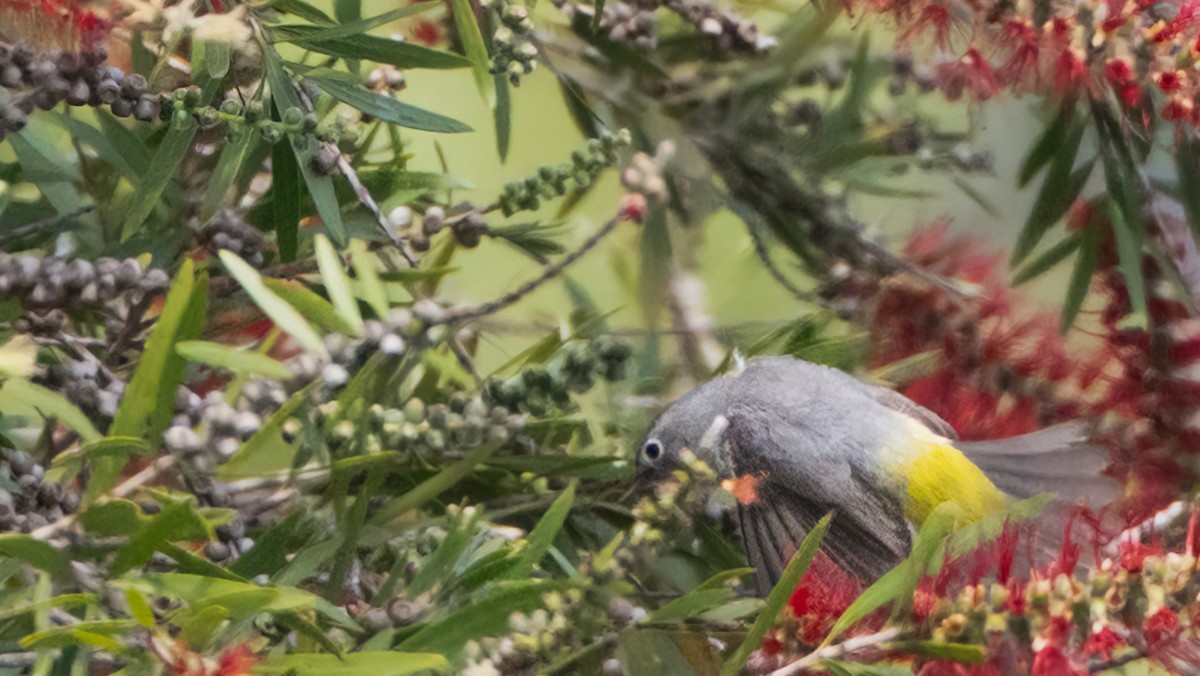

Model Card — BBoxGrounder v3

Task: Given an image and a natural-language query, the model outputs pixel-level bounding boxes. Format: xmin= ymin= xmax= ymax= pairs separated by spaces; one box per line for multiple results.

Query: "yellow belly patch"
xmin=896 ymin=440 xmax=1010 ymax=525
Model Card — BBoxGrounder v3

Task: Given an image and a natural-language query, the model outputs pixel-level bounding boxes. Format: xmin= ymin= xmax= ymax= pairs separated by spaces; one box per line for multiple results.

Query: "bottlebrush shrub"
xmin=3 ymin=0 xmax=1200 ymax=673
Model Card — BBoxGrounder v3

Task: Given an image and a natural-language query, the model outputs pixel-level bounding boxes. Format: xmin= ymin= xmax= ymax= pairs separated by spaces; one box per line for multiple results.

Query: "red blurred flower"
xmin=938 ymin=49 xmax=1001 ymax=102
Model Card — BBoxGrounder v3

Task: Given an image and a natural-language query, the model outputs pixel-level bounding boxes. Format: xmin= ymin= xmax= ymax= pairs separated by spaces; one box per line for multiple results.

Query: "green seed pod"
xmin=282 ymin=106 xmax=304 ymax=127
xmin=220 ymin=99 xmax=243 ymax=116
xmin=403 ymin=398 xmax=426 ymax=424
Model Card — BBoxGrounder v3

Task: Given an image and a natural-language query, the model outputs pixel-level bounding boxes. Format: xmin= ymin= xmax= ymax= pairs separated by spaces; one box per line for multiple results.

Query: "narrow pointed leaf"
xmin=276 ymin=2 xmax=438 ymax=43
xmin=721 ymin=514 xmax=830 ymax=676
xmin=508 ymin=481 xmax=576 ymax=578
xmin=263 ymin=278 xmax=358 ymax=335
xmin=273 ymin=26 xmax=470 ymax=69
xmin=1018 ymin=102 xmax=1072 ymax=187
xmin=96 ymin=260 xmax=206 ymax=502
xmin=308 ymin=74 xmax=471 ymax=133
xmin=1011 ymin=118 xmax=1091 ymax=267
xmin=452 ymin=0 xmax=495 ymax=106
xmin=201 ymin=127 xmax=255 ymax=225
xmin=1060 ymin=222 xmax=1100 ymax=333
xmin=1013 ymin=233 xmax=1082 ymax=286
xmin=119 ymin=114 xmax=198 ymax=236
xmin=176 ymin=341 xmax=294 ymax=379
xmin=264 ymin=48 xmax=347 ymax=245
xmin=349 ymin=240 xmax=389 ymax=319
xmin=219 ymin=250 xmax=328 ymax=356
xmin=314 ymin=234 xmax=364 ymax=333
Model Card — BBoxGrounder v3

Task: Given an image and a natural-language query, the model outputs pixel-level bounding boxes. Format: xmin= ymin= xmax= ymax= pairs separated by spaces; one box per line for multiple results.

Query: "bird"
xmin=635 ymin=355 xmax=1117 ymax=595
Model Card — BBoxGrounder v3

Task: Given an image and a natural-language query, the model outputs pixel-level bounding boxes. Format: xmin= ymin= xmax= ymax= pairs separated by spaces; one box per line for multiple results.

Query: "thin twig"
xmin=106 ymin=296 xmax=152 ymax=365
xmin=293 ymin=88 xmax=418 ymax=266
xmin=1103 ymin=499 xmax=1186 ymax=558
xmin=440 ymin=212 xmax=626 ymax=325
xmin=769 ymin=628 xmax=900 ymax=676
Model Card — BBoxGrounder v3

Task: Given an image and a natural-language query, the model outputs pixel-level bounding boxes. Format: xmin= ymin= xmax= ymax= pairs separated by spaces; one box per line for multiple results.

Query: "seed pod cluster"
xmin=483 ymin=337 xmax=632 ymax=416
xmin=197 ymin=211 xmax=266 ymax=267
xmin=499 ymin=129 xmax=632 ymax=216
xmin=486 ymin=0 xmax=538 ymax=86
xmin=0 ymin=43 xmax=162 ymax=141
xmin=0 ymin=450 xmax=79 ymax=533
xmin=0 ymin=253 xmax=170 ymax=313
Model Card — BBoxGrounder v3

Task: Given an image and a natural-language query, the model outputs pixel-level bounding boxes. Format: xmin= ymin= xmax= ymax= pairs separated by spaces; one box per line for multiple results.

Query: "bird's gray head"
xmin=635 ymin=378 xmax=733 ymax=484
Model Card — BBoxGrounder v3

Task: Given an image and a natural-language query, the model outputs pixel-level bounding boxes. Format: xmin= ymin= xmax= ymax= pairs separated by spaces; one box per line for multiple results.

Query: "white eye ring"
xmin=642 ymin=439 xmax=663 ymax=462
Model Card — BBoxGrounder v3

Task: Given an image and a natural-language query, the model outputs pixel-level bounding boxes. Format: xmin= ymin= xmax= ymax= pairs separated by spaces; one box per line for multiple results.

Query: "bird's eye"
xmin=643 ymin=439 xmax=663 ymax=462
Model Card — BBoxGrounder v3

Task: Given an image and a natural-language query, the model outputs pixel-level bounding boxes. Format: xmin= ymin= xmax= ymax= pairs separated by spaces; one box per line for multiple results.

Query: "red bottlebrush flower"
xmin=1144 ymin=608 xmax=1181 ymax=649
xmin=938 ymin=49 xmax=1001 ymax=102
xmin=1161 ymin=97 xmax=1193 ymax=122
xmin=1031 ymin=646 xmax=1086 ymax=675
xmin=760 ymin=635 xmax=783 ymax=656
xmin=788 ymin=553 xmax=863 ymax=644
xmin=1104 ymin=59 xmax=1142 ymax=107
xmin=217 ymin=644 xmax=258 ymax=676
xmin=1155 ymin=70 xmax=1186 ymax=92
xmin=899 ymin=1 xmax=957 ymax=49
xmin=0 ymin=0 xmax=111 ymax=51
xmin=1084 ymin=627 xmax=1124 ymax=660
xmin=997 ymin=19 xmax=1040 ymax=88
xmin=411 ymin=19 xmax=443 ymax=46
xmin=1053 ymin=49 xmax=1086 ymax=93
xmin=1117 ymin=539 xmax=1162 ymax=573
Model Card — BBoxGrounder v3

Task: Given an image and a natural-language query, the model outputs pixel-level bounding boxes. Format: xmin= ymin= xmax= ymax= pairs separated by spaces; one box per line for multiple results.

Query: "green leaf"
xmin=1177 ymin=136 xmax=1200 ymax=244
xmin=826 ymin=503 xmax=964 ymax=642
xmin=349 ymin=240 xmax=390 ymax=319
xmin=201 ymin=127 xmax=255 ymax=225
xmin=0 ymin=378 xmax=102 ymax=442
xmin=307 ymin=74 xmax=472 ymax=133
xmin=191 ymin=40 xmax=231 ymax=100
xmin=122 ymin=573 xmax=352 ymax=626
xmin=257 ymin=652 xmax=448 ymax=675
xmin=46 ymin=113 xmax=140 ymax=181
xmin=0 ymin=535 xmax=72 ymax=578
xmin=119 ymin=113 xmax=199 ymax=237
xmin=271 ymin=110 xmax=301 ymax=262
xmin=264 ymin=48 xmax=347 ymax=245
xmin=452 ymin=0 xmax=495 ymax=107
xmin=158 ymin=542 xmax=249 ymax=582
xmin=110 ymin=500 xmax=210 ymax=576
xmin=1013 ymin=233 xmax=1082 ymax=286
xmin=334 ymin=0 xmax=360 ymax=22
xmin=219 ymin=382 xmax=319 ymax=479
xmin=52 ymin=436 xmax=153 ymax=474
xmin=314 ymin=234 xmax=364 ymax=333
xmin=77 ymin=499 xmax=144 ymax=536
xmin=1060 ymin=220 xmax=1101 ymax=333
xmin=648 ymin=569 xmax=752 ymax=622
xmin=97 ymin=259 xmax=207 ymax=502
xmin=9 ymin=127 xmax=83 ymax=184
xmin=124 ymin=588 xmax=157 ymax=628
xmin=508 ymin=481 xmax=576 ymax=578
xmin=1019 ymin=102 xmax=1073 ymax=187
xmin=219 ymin=250 xmax=328 ymax=356
xmin=1107 ymin=198 xmax=1148 ymax=328
xmin=0 ymin=593 xmax=95 ymax=623
xmin=274 ymin=26 xmax=470 ymax=69
xmin=494 ymin=73 xmax=511 ymax=161
xmin=400 ymin=580 xmax=569 ymax=654
xmin=20 ymin=620 xmax=136 ymax=652
xmin=405 ymin=508 xmax=481 ymax=597
xmin=1010 ymin=119 xmax=1091 ymax=267
xmin=261 ymin=278 xmax=356 ymax=335
xmin=268 ymin=0 xmax=336 ymax=24
xmin=95 ymin=108 xmax=153 ymax=171
xmin=887 ymin=640 xmax=986 ymax=664
xmin=369 ymin=442 xmax=501 ymax=526
xmin=721 ymin=514 xmax=831 ymax=676
xmin=277 ymin=2 xmax=439 ymax=43
xmin=176 ymin=341 xmax=293 ymax=379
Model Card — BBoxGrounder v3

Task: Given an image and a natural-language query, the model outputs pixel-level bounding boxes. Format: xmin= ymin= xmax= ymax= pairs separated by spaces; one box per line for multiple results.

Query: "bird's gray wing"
xmin=725 ymin=408 xmax=911 ymax=595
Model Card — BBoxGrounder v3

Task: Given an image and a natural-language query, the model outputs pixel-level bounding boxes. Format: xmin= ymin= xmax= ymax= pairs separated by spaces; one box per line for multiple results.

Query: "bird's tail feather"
xmin=956 ymin=422 xmax=1119 ymax=507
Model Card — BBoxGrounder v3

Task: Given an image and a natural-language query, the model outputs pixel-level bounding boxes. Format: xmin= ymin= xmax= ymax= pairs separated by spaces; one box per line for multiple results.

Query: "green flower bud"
xmin=283 ymin=106 xmax=304 ymax=127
